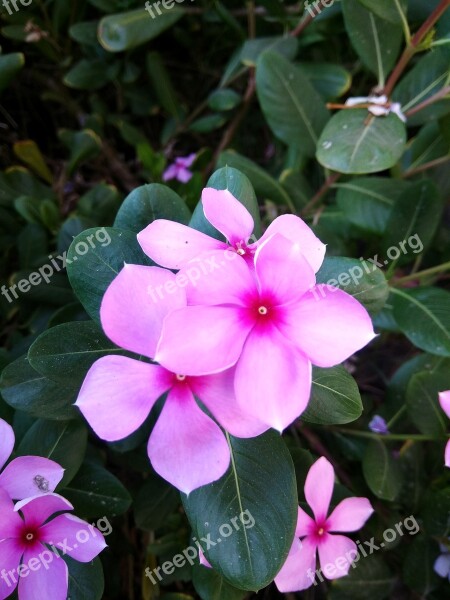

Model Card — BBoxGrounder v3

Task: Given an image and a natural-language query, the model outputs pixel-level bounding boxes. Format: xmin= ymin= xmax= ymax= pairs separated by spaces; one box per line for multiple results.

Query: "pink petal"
xmin=280 ymin=285 xmax=376 ymax=367
xmin=40 ymin=514 xmax=106 ymax=562
xmin=100 ymin=264 xmax=186 ymax=358
xmin=137 ymin=220 xmax=226 ymax=269
xmin=445 ymin=440 xmax=450 ymax=468
xmin=155 ymin=306 xmax=252 ymax=375
xmin=184 ymin=251 xmax=256 ymax=307
xmin=201 ymin=188 xmax=254 ymax=246
xmin=274 ymin=537 xmax=317 ymax=593
xmin=254 ymin=234 xmax=316 ymax=304
xmin=256 ymin=214 xmax=326 ymax=273
xmin=0 ymin=538 xmax=23 ymax=598
xmin=18 ymin=546 xmax=68 ymax=600
xmin=199 ymin=548 xmax=212 ymax=568
xmin=317 ymin=533 xmax=357 ymax=579
xmin=305 ymin=457 xmax=334 ymax=522
xmin=0 ymin=419 xmax=14 ymax=471
xmin=327 ymin=497 xmax=373 ymax=532
xmin=234 ymin=325 xmax=312 ymax=431
xmin=0 ymin=488 xmax=23 ymax=538
xmin=176 ymin=167 xmax=193 ymax=183
xmin=15 ymin=494 xmax=73 ymax=529
xmin=296 ymin=506 xmax=316 ymax=537
xmin=162 ymin=164 xmax=179 ymax=181
xmin=148 ymin=386 xmax=230 ymax=494
xmin=76 ymin=356 xmax=171 ymax=442
xmin=439 ymin=390 xmax=450 ymax=419
xmin=178 ymin=153 xmax=197 ymax=168
xmin=190 ymin=370 xmax=269 ymax=439
xmin=0 ymin=457 xmax=64 ymax=501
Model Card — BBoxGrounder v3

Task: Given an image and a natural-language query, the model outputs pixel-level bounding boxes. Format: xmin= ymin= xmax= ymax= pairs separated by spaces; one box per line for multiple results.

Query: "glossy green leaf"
xmin=256 ymin=51 xmax=329 ymax=155
xmin=403 ymin=538 xmax=440 ymax=595
xmin=64 ymin=59 xmax=112 ymax=90
xmin=66 ymin=557 xmax=105 ymax=600
xmin=240 ymin=36 xmax=298 ymax=67
xmin=363 ymin=439 xmax=403 ymax=500
xmin=190 ymin=114 xmax=227 ymax=133
xmin=182 ymin=432 xmax=297 ymax=591
xmin=298 ymin=62 xmax=352 ymax=100
xmin=207 ymin=89 xmax=241 ymax=112
xmin=0 ymin=52 xmax=25 ymax=92
xmin=59 ymin=129 xmax=102 ymax=176
xmin=134 ymin=472 xmax=180 ymax=531
xmin=331 ymin=556 xmax=395 ymax=600
xmin=391 ymin=287 xmax=450 ymax=356
xmin=302 ymin=366 xmax=363 ymax=425
xmin=114 ymin=183 xmax=190 ymax=233
xmin=317 ymin=110 xmax=406 ymax=174
xmin=192 ymin=564 xmax=247 ymax=600
xmin=356 ymin=0 xmax=407 ymax=24
xmin=406 ymin=368 xmax=450 ymax=435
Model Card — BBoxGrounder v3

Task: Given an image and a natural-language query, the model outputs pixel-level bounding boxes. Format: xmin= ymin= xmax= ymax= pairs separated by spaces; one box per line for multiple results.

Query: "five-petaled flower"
xmin=275 ymin=457 xmax=373 ymax=592
xmin=162 ymin=153 xmax=196 ymax=183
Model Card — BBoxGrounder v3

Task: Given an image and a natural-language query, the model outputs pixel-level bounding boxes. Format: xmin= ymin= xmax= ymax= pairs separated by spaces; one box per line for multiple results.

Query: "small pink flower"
xmin=162 ymin=153 xmax=196 ymax=183
xmin=0 ymin=490 xmax=106 ymax=600
xmin=438 ymin=391 xmax=450 ymax=467
xmin=75 ymin=264 xmax=267 ymax=494
xmin=138 ymin=187 xmax=326 ymax=272
xmin=275 ymin=457 xmax=373 ymax=592
xmin=0 ymin=419 xmax=64 ymax=501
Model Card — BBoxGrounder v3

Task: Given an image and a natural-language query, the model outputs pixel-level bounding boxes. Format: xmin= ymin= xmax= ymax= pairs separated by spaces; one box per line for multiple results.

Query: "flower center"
xmin=176 ymin=374 xmax=186 ymax=381
xmin=317 ymin=527 xmax=325 ymax=536
xmin=258 ymin=306 xmax=268 ymax=315
xmin=26 ymin=533 xmax=34 ymax=541
xmin=236 ymin=247 xmax=246 ymax=256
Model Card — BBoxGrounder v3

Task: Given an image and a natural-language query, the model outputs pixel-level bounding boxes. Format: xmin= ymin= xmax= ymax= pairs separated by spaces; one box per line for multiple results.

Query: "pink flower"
xmin=0 ymin=490 xmax=106 ymax=600
xmin=0 ymin=419 xmax=64 ymax=501
xmin=138 ymin=187 xmax=326 ymax=272
xmin=162 ymin=153 xmax=196 ymax=183
xmin=75 ymin=264 xmax=267 ymax=494
xmin=438 ymin=391 xmax=450 ymax=467
xmin=275 ymin=457 xmax=373 ymax=592
xmin=155 ymin=234 xmax=376 ymax=431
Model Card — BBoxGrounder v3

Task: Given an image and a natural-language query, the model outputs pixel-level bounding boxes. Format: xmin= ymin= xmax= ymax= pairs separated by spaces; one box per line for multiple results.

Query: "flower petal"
xmin=76 ymin=356 xmax=171 ymax=442
xmin=439 ymin=390 xmax=450 ymax=419
xmin=256 ymin=214 xmax=326 ymax=273
xmin=296 ymin=506 xmax=316 ymax=537
xmin=274 ymin=537 xmax=317 ymax=593
xmin=156 ymin=306 xmax=252 ymax=375
xmin=0 ymin=457 xmax=64 ymax=501
xmin=0 ymin=538 xmax=23 ymax=598
xmin=305 ymin=457 xmax=334 ymax=522
xmin=18 ymin=546 xmax=68 ymax=600
xmin=162 ymin=164 xmax=179 ymax=181
xmin=434 ymin=553 xmax=450 ymax=578
xmin=234 ymin=325 xmax=312 ymax=431
xmin=176 ymin=168 xmax=193 ymax=183
xmin=201 ymin=188 xmax=254 ymax=246
xmin=0 ymin=488 xmax=23 ymax=539
xmin=254 ymin=234 xmax=316 ymax=304
xmin=137 ymin=220 xmax=226 ymax=269
xmin=0 ymin=419 xmax=14 ymax=472
xmin=40 ymin=514 xmax=106 ymax=562
xmin=280 ymin=285 xmax=376 ymax=367
xmin=190 ymin=370 xmax=269 ymax=439
xmin=317 ymin=533 xmax=357 ymax=579
xmin=148 ymin=386 xmax=230 ymax=494
xmin=327 ymin=497 xmax=373 ymax=532
xmin=15 ymin=494 xmax=73 ymax=529
xmin=445 ymin=440 xmax=450 ymax=469
xmin=199 ymin=548 xmax=212 ymax=568
xmin=100 ymin=264 xmax=186 ymax=358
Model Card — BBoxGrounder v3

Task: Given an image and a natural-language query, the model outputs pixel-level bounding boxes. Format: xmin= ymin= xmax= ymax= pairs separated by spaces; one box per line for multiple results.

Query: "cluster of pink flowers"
xmin=0 ymin=419 xmax=106 ymax=600
xmin=76 ymin=187 xmax=376 ymax=494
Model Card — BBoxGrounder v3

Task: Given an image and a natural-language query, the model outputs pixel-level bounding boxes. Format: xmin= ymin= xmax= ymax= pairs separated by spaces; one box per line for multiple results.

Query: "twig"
xmin=403 ymin=155 xmax=450 ymax=178
xmin=405 ymin=85 xmax=450 ymax=117
xmin=290 ymin=0 xmax=328 ymax=37
xmin=301 ymin=172 xmax=341 ymax=216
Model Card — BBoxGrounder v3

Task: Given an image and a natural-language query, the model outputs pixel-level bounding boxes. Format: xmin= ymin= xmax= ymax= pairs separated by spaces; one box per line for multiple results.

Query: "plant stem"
xmin=290 ymin=0 xmax=328 ymax=37
xmin=301 ymin=172 xmax=341 ymax=216
xmin=393 ymin=260 xmax=450 ymax=284
xmin=383 ymin=0 xmax=450 ymax=97
xmin=405 ymin=85 xmax=450 ymax=117
xmin=334 ymin=428 xmax=447 ymax=441
xmin=386 ymin=405 xmax=407 ymax=429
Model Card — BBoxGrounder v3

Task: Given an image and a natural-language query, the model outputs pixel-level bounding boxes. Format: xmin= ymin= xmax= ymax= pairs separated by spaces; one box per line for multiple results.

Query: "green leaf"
xmin=63 ymin=462 xmax=132 ymax=518
xmin=18 ymin=420 xmax=87 ymax=487
xmin=391 ymin=287 xmax=450 ymax=356
xmin=28 ymin=321 xmax=127 ymax=387
xmin=66 ymin=227 xmax=150 ymax=323
xmin=0 ymin=166 xmax=55 ymax=207
xmin=98 ymin=7 xmax=185 ymax=52
xmin=13 ymin=140 xmax=53 ymax=184
xmin=302 ymin=366 xmax=363 ymax=425
xmin=330 ymin=556 xmax=395 ymax=600
xmin=335 ymin=177 xmax=412 ymax=235
xmin=114 ymin=183 xmax=191 ymax=233
xmin=69 ymin=21 xmax=99 ymax=46
xmin=403 ymin=538 xmax=440 ymax=595
xmin=356 ymin=0 xmax=407 ymax=24
xmin=66 ymin=556 xmax=105 ymax=600
xmin=0 ymin=356 xmax=78 ymax=421
xmin=298 ymin=62 xmax=352 ymax=100
xmin=64 ymin=59 xmax=112 ymax=90
xmin=316 ymin=256 xmax=389 ymax=314
xmin=190 ymin=114 xmax=227 ymax=133
xmin=317 ymin=110 xmax=406 ymax=174
xmin=0 ymin=52 xmax=25 ymax=92
xmin=192 ymin=564 xmax=247 ymax=600
xmin=207 ymin=89 xmax=241 ymax=112
xmin=182 ymin=432 xmax=297 ymax=591
xmin=59 ymin=129 xmax=102 ymax=176
xmin=147 ymin=52 xmax=183 ymax=119
xmin=420 ymin=487 xmax=450 ymax=537
xmin=190 ymin=166 xmax=261 ymax=239
xmin=134 ymin=472 xmax=180 ymax=531
xmin=256 ymin=52 xmax=329 ymax=155
xmin=406 ymin=367 xmax=450 ymax=434
xmin=362 ymin=439 xmax=403 ymax=500
xmin=240 ymin=36 xmax=298 ymax=67
xmin=342 ymin=0 xmax=402 ymax=83
xmin=279 ymin=169 xmax=313 ymax=211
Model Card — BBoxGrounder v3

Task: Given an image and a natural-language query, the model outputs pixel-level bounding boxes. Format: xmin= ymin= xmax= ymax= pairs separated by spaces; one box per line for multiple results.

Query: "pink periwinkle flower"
xmin=0 ymin=419 xmax=64 ymax=500
xmin=275 ymin=457 xmax=373 ymax=592
xmin=75 ymin=265 xmax=267 ymax=494
xmin=138 ymin=187 xmax=326 ymax=271
xmin=0 ymin=490 xmax=106 ymax=600
xmin=438 ymin=391 xmax=450 ymax=467
xmin=162 ymin=153 xmax=196 ymax=183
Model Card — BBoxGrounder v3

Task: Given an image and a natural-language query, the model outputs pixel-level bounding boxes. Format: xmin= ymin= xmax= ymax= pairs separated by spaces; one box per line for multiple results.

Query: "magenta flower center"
xmin=176 ymin=374 xmax=186 ymax=381
xmin=258 ymin=306 xmax=268 ymax=315
xmin=21 ymin=526 xmax=41 ymax=546
xmin=311 ymin=520 xmax=329 ymax=543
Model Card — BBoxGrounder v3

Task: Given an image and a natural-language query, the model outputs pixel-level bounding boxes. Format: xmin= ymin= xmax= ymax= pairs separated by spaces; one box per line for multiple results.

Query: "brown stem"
xmin=384 ymin=0 xmax=450 ymax=96
xmin=403 ymin=155 xmax=450 ymax=178
xmin=405 ymin=85 xmax=450 ymax=117
xmin=290 ymin=0 xmax=329 ymax=37
xmin=301 ymin=172 xmax=341 ymax=216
